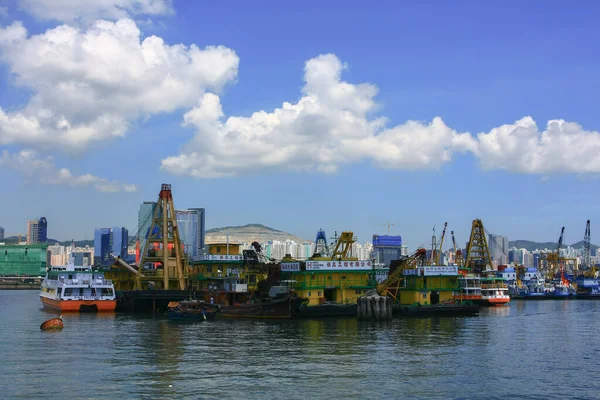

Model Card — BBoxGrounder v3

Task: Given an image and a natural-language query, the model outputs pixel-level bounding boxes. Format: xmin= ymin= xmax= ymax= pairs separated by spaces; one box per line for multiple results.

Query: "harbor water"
xmin=1 ymin=290 xmax=599 ymax=399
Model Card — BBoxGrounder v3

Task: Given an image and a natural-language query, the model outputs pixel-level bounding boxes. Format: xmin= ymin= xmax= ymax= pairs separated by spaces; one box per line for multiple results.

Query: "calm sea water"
xmin=1 ymin=291 xmax=599 ymax=399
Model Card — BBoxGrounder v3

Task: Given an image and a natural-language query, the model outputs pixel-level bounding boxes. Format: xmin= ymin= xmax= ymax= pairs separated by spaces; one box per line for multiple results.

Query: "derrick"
xmin=137 ymin=183 xmax=187 ymax=290
xmin=464 ymin=219 xmax=492 ymax=274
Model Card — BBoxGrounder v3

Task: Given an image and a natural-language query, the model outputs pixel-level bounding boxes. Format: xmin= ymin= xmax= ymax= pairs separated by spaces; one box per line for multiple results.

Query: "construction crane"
xmin=376 ymin=248 xmax=427 ymax=302
xmin=584 ymin=220 xmax=591 ymax=270
xmin=379 ymin=222 xmax=395 ymax=235
xmin=451 ymin=230 xmax=463 ymax=267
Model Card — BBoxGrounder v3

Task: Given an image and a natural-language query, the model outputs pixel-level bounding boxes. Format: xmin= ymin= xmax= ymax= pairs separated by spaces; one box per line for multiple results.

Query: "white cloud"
xmin=161 ymin=54 xmax=474 ymax=178
xmin=0 ymin=150 xmax=138 ymax=192
xmin=474 ymin=117 xmax=600 ymax=174
xmin=0 ymin=18 xmax=239 ymax=153
xmin=18 ymin=0 xmax=173 ymax=24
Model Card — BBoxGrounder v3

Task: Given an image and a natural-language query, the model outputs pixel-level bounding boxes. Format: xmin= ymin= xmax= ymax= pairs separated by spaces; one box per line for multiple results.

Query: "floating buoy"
xmin=41 ymin=315 xmax=63 ymax=330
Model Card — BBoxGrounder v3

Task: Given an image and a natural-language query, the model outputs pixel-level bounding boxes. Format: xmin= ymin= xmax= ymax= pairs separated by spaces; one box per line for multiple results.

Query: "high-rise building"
xmin=94 ymin=228 xmax=111 ymax=267
xmin=188 ymin=208 xmax=205 ymax=254
xmin=138 ymin=201 xmax=156 ymax=253
xmin=176 ymin=208 xmax=206 ymax=260
xmin=0 ymin=226 xmax=4 ymax=240
xmin=94 ymin=227 xmax=128 ymax=267
xmin=372 ymin=235 xmax=402 ymax=267
xmin=38 ymin=217 xmax=47 ymax=243
xmin=488 ymin=234 xmax=509 ymax=265
xmin=111 ymin=227 xmax=128 ymax=260
xmin=27 ymin=217 xmax=48 ymax=244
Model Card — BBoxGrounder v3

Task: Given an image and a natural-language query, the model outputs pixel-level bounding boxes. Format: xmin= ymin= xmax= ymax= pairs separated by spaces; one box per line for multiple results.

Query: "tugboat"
xmin=40 ymin=255 xmax=116 ymax=312
xmin=166 ymin=300 xmax=219 ymax=321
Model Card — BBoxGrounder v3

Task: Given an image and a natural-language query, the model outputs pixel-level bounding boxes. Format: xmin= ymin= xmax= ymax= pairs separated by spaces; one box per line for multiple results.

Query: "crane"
xmin=584 ymin=220 xmax=591 ymax=270
xmin=438 ymin=222 xmax=448 ymax=265
xmin=375 ymin=248 xmax=427 ymax=301
xmin=464 ymin=219 xmax=493 ymax=274
xmin=379 ymin=222 xmax=395 ymax=235
xmin=542 ymin=226 xmax=565 ymax=279
xmin=451 ymin=230 xmax=463 ymax=267
xmin=429 ymin=226 xmax=437 ymax=265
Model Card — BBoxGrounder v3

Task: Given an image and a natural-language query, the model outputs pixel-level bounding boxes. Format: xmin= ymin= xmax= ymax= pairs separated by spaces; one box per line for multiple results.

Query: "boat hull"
xmin=116 ymin=290 xmax=194 ymax=313
xmin=167 ymin=310 xmax=218 ymax=321
xmin=294 ymin=303 xmax=357 ymax=318
xmin=394 ymin=303 xmax=480 ymax=317
xmin=476 ymin=298 xmax=510 ymax=306
xmin=40 ymin=296 xmax=116 ymax=312
xmin=219 ymin=296 xmax=298 ymax=319
xmin=40 ymin=317 xmax=63 ymax=330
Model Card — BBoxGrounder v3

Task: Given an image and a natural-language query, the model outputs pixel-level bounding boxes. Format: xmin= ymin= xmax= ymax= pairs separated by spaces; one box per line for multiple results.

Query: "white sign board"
xmin=201 ymin=255 xmax=243 ymax=261
xmin=306 ymin=260 xmax=373 ymax=271
xmin=281 ymin=262 xmax=300 ymax=272
xmin=404 ymin=266 xmax=458 ymax=276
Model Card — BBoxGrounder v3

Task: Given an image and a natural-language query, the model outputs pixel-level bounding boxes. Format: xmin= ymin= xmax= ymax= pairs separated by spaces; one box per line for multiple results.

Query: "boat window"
xmin=68 ymin=275 xmax=73 ymax=280
xmin=216 ymin=247 xmax=221 ymax=253
xmin=57 ymin=288 xmax=62 ymax=296
xmin=64 ymin=288 xmax=72 ymax=296
xmin=318 ymin=291 xmax=322 ymax=296
xmin=206 ymin=266 xmax=212 ymax=273
xmin=308 ymin=292 xmax=311 ymax=297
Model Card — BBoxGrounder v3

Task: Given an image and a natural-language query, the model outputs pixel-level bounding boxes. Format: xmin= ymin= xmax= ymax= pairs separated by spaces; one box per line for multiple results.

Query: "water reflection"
xmin=3 ymin=292 xmax=600 ymax=399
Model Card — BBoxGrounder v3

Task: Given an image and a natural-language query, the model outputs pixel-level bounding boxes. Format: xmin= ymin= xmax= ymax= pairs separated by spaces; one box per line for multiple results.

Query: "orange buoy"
xmin=40 ymin=315 xmax=63 ymax=330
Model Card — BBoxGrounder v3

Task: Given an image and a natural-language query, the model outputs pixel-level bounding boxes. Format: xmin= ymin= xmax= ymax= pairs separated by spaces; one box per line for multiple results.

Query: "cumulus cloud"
xmin=474 ymin=117 xmax=600 ymax=174
xmin=0 ymin=18 xmax=239 ymax=153
xmin=161 ymin=53 xmax=600 ymax=178
xmin=161 ymin=54 xmax=474 ymax=177
xmin=18 ymin=0 xmax=173 ymax=24
xmin=0 ymin=150 xmax=138 ymax=192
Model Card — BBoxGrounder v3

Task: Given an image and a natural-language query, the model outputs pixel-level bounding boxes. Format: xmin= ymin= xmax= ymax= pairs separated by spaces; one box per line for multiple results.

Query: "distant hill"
xmin=206 ymin=224 xmax=307 ymax=244
xmin=509 ymin=240 xmax=599 ymax=252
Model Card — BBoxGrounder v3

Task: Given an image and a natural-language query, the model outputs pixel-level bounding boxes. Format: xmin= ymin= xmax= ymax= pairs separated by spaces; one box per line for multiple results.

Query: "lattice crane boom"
xmin=451 ymin=230 xmax=463 ymax=267
xmin=584 ymin=220 xmax=591 ymax=270
xmin=376 ymin=248 xmax=427 ymax=300
xmin=438 ymin=222 xmax=448 ymax=265
xmin=464 ymin=219 xmax=492 ymax=274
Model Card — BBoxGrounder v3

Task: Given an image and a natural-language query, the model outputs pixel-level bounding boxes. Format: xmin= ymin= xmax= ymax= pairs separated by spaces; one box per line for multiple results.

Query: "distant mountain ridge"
xmin=205 ymin=223 xmax=307 ymax=244
xmin=509 ymin=239 xmax=599 ymax=252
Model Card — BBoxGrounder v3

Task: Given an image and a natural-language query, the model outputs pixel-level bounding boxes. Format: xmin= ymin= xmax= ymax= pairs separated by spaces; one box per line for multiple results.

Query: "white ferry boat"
xmin=479 ymin=277 xmax=510 ymax=306
xmin=40 ymin=264 xmax=116 ymax=312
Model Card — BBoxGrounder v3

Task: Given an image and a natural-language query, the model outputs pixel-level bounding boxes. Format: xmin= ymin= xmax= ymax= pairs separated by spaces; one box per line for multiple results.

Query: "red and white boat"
xmin=478 ymin=277 xmax=510 ymax=306
xmin=40 ymin=263 xmax=116 ymax=312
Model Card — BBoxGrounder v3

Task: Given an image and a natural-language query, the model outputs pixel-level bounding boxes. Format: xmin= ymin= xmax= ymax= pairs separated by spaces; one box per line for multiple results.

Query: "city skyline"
xmin=1 ymin=1 xmax=600 ymax=249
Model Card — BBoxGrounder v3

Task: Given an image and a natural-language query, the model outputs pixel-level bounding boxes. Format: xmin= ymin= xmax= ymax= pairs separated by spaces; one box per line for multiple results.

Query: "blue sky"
xmin=0 ymin=0 xmax=599 ymax=248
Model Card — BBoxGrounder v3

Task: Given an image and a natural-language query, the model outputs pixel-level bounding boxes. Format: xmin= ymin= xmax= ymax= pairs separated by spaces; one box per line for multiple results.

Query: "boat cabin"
xmin=400 ymin=265 xmax=460 ymax=305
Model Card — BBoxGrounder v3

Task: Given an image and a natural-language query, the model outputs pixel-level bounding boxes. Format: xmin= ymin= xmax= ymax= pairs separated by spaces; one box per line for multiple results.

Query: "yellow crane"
xmin=464 ymin=219 xmax=492 ymax=274
xmin=376 ymin=248 xmax=427 ymax=301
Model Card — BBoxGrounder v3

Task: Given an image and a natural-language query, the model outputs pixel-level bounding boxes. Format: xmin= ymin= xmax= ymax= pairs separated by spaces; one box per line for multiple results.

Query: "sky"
xmin=1 ymin=0 xmax=599 ymax=249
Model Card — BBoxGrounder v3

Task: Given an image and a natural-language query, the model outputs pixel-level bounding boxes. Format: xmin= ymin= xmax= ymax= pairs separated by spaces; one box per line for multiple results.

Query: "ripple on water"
xmin=1 ymin=292 xmax=600 ymax=399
